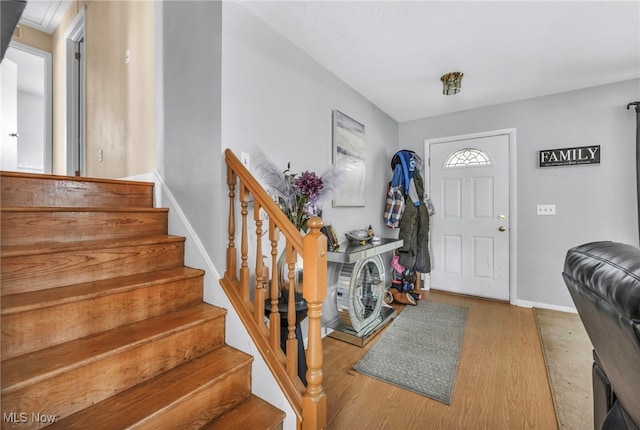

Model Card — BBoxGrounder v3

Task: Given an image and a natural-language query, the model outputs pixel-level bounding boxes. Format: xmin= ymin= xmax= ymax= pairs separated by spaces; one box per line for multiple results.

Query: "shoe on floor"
xmin=391 ymin=290 xmax=416 ymax=306
xmin=383 ymin=290 xmax=394 ymax=304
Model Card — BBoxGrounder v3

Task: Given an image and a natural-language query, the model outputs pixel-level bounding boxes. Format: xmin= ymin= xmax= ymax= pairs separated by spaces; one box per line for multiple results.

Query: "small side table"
xmin=325 ymin=237 xmax=404 ymax=346
xmin=264 ymin=297 xmax=308 ymax=386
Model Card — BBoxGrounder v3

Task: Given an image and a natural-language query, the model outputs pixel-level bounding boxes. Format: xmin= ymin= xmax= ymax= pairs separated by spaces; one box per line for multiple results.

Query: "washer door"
xmin=336 ymin=255 xmax=386 ymax=333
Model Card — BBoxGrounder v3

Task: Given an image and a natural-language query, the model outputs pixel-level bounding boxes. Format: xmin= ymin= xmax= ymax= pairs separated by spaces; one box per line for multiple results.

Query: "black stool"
xmin=264 ymin=298 xmax=308 ymax=386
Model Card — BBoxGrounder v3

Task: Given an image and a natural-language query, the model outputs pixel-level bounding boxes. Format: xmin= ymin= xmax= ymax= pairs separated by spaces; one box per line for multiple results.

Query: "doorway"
xmin=425 ymin=129 xmax=517 ymax=302
xmin=65 ymin=8 xmax=86 ymax=177
xmin=1 ymin=42 xmax=52 ymax=173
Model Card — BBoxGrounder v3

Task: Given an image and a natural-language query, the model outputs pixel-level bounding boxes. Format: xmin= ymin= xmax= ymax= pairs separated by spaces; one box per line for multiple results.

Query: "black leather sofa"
xmin=562 ymin=241 xmax=640 ymax=430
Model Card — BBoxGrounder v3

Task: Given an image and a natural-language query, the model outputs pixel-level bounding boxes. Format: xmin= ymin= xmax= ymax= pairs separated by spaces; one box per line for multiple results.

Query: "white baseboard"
xmin=120 ymin=172 xmax=154 ymax=183
xmin=516 ymin=299 xmax=577 ymax=313
xmin=148 ymin=169 xmax=296 ymax=430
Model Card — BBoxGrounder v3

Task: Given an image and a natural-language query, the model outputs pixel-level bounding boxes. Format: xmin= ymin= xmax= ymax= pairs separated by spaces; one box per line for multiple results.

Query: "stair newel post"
xmin=285 ymin=241 xmax=299 ymax=380
xmin=254 ymin=203 xmax=266 ymax=323
xmin=239 ymin=184 xmax=250 ymax=302
xmin=269 ymin=220 xmax=281 ymax=350
xmin=225 ymin=168 xmax=237 ymax=281
xmin=302 ymin=216 xmax=327 ymax=430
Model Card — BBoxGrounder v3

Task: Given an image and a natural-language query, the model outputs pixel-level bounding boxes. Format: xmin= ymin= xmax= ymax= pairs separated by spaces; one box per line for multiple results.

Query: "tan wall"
xmin=125 ymin=1 xmax=156 ymax=177
xmin=51 ymin=0 xmax=155 ymax=178
xmin=12 ymin=25 xmax=53 ymax=52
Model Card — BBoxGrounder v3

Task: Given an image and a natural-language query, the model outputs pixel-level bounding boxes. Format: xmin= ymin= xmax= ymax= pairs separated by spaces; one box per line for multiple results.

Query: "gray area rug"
xmin=353 ymin=301 xmax=468 ymax=404
xmin=534 ymin=308 xmax=593 ymax=430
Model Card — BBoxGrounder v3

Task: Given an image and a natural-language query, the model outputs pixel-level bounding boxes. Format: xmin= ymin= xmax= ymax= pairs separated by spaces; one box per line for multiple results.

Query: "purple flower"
xmin=295 ymin=171 xmax=324 ymax=202
xmin=253 ymin=150 xmax=343 ymax=232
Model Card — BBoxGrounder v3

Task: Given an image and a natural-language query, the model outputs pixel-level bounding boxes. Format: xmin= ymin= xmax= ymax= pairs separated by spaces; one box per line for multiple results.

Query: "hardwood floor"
xmin=323 ymin=290 xmax=558 ymax=430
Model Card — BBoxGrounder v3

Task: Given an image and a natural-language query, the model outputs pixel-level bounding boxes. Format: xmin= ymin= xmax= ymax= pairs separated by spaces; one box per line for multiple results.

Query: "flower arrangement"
xmin=253 ymin=150 xmax=343 ymax=232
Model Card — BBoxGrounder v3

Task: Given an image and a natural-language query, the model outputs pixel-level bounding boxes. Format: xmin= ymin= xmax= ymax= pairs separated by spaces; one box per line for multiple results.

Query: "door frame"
xmin=8 ymin=41 xmax=53 ymax=174
xmin=424 ymin=128 xmax=518 ymax=304
xmin=65 ymin=6 xmax=86 ymax=176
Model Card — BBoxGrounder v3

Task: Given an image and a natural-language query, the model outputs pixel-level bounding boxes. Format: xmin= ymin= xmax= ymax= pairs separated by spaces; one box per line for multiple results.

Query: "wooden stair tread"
xmin=0 ymin=171 xmax=154 ymax=187
xmin=204 ymin=394 xmax=286 ymax=430
xmin=48 ymin=346 xmax=253 ymax=429
xmin=0 ymin=172 xmax=286 ymax=428
xmin=0 ymin=207 xmax=170 ymax=247
xmin=1 ymin=267 xmax=204 ymax=314
xmin=1 ymin=234 xmax=185 ymax=258
xmin=1 ymin=206 xmax=168 ymax=213
xmin=1 ymin=303 xmax=226 ymax=393
xmin=1 ymin=172 xmax=154 ymax=208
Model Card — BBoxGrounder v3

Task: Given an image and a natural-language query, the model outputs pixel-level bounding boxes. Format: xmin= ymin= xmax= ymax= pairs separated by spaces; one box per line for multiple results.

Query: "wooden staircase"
xmin=0 ymin=172 xmax=285 ymax=429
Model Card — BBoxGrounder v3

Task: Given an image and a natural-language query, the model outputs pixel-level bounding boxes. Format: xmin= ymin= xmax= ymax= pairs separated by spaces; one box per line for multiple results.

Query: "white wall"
xmin=17 ymin=91 xmax=45 ymax=173
xmin=154 ymin=3 xmax=299 ymax=427
xmin=221 ymin=2 xmax=398 ymax=239
xmin=154 ymin=3 xmax=639 ymax=423
xmin=400 ymin=79 xmax=640 ymax=308
xmin=156 ymin=2 xmax=400 ymax=427
xmin=155 ymin=0 xmax=399 ymax=325
xmin=156 ymin=0 xmax=225 ymax=270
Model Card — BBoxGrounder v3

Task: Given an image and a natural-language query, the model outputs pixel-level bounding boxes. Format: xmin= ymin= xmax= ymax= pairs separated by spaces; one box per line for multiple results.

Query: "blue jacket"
xmin=391 ymin=151 xmax=420 ymax=206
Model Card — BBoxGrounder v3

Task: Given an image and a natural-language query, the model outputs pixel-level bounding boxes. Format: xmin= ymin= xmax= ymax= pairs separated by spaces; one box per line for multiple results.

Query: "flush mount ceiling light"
xmin=441 ymin=72 xmax=464 ymax=95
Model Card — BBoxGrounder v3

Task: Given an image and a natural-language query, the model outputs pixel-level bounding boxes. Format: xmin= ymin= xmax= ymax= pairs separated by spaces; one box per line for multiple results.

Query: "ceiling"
xmin=12 ymin=1 xmax=640 ymax=123
xmin=20 ymin=0 xmax=70 ymax=34
xmin=238 ymin=1 xmax=640 ymax=122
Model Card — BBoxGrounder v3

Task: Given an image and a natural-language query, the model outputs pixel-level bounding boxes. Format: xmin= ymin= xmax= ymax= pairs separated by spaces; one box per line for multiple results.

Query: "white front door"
xmin=427 ymin=133 xmax=510 ymax=301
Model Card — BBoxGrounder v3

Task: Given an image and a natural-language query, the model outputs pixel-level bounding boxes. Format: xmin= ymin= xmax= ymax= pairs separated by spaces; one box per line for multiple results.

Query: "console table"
xmin=326 ymin=238 xmax=403 ymax=346
xmin=327 ymin=237 xmax=403 ymax=264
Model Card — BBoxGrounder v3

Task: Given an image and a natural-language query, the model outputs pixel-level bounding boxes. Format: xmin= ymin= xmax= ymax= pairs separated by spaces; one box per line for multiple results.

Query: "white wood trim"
xmin=424 ymin=128 xmax=518 ymax=304
xmin=516 ymin=299 xmax=577 ymax=314
xmin=64 ymin=7 xmax=85 ymax=176
xmin=8 ymin=41 xmax=52 ymax=174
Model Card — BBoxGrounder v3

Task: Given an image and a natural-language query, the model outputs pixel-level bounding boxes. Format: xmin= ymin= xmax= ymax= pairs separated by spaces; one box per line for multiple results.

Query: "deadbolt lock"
xmin=498 ymin=214 xmax=506 ymax=221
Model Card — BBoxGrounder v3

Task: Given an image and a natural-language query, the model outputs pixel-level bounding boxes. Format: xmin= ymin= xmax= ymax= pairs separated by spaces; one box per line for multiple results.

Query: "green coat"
xmin=398 ymin=169 xmax=431 ymax=273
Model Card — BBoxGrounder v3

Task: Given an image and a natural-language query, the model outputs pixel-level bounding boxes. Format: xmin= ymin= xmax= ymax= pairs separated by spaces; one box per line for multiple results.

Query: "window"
xmin=444 ymin=148 xmax=492 ymax=168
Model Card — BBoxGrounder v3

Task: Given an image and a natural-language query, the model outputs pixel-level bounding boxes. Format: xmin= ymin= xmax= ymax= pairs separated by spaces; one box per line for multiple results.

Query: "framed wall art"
xmin=332 ymin=110 xmax=366 ymax=207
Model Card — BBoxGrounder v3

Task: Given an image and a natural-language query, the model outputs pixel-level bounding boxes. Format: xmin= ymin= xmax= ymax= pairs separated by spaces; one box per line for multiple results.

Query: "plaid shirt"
xmin=384 ymin=184 xmax=405 ymax=228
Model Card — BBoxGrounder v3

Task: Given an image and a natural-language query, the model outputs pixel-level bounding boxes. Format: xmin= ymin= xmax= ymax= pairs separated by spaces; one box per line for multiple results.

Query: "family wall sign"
xmin=538 ymin=145 xmax=601 ymax=168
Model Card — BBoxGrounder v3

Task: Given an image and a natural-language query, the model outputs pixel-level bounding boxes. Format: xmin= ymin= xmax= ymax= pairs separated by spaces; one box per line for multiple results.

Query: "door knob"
xmin=8 ymin=133 xmax=19 ymax=137
xmin=498 ymin=226 xmax=506 ymax=232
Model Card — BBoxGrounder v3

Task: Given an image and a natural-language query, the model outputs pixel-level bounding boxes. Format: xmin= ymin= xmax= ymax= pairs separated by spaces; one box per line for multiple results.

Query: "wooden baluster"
xmin=254 ymin=202 xmax=265 ymax=323
xmin=226 ymin=168 xmax=237 ymax=281
xmin=239 ymin=184 xmax=250 ymax=302
xmin=285 ymin=241 xmax=298 ymax=380
xmin=269 ymin=220 xmax=281 ymax=350
xmin=302 ymin=216 xmax=327 ymax=430
xmin=224 ymin=151 xmax=329 ymax=429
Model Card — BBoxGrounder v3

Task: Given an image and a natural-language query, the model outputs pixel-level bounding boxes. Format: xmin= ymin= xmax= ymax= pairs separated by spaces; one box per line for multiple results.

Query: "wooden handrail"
xmin=221 ymin=149 xmax=327 ymax=430
xmin=224 ymin=149 xmax=303 ymax=251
